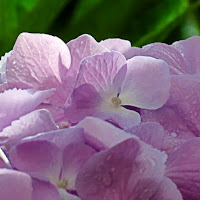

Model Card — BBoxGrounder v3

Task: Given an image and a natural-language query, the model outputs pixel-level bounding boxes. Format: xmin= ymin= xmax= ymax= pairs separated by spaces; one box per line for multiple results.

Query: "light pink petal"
xmin=172 ymin=36 xmax=200 ymax=74
xmin=167 ymin=75 xmax=200 ymax=134
xmin=7 ymin=32 xmax=70 ymax=89
xmin=64 ymin=34 xmax=109 ymax=104
xmin=9 ymin=140 xmax=62 ymax=183
xmin=0 ymin=109 xmax=58 ymax=146
xmin=23 ymin=127 xmax=85 ymax=150
xmin=100 ymin=38 xmax=131 ymax=55
xmin=76 ymin=117 xmax=140 ymax=150
xmin=61 ymin=142 xmax=96 ymax=190
xmin=67 ymin=34 xmax=108 ymax=73
xmin=166 ymin=138 xmax=200 ymax=200
xmin=76 ymin=138 xmax=167 ymax=200
xmin=5 ymin=33 xmax=71 ymax=120
xmin=151 ymin=177 xmax=183 ymax=200
xmin=126 ymin=122 xmax=165 ymax=150
xmin=0 ymin=88 xmax=55 ymax=131
xmin=32 ymin=179 xmax=60 ymax=200
xmin=0 ymin=168 xmax=32 ymax=200
xmin=120 ymin=56 xmax=170 ymax=109
xmin=76 ymin=51 xmax=126 ymax=95
xmin=65 ymin=84 xmax=103 ymax=124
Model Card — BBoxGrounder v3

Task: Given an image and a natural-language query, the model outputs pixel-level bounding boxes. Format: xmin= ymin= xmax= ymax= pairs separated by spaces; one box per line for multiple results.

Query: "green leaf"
xmin=0 ymin=0 xmax=70 ymax=56
xmin=53 ymin=0 xmax=189 ymax=46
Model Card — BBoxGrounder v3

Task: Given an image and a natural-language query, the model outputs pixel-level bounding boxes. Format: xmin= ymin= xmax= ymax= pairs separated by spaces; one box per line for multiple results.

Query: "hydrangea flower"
xmin=9 ymin=127 xmax=95 ymax=200
xmin=124 ymin=36 xmax=200 ymax=151
xmin=65 ymin=51 xmax=170 ymax=129
xmin=1 ymin=33 xmax=200 ymax=200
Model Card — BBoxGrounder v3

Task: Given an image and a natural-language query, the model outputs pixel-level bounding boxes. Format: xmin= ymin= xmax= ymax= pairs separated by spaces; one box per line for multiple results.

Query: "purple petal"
xmin=151 ymin=177 xmax=183 ymax=200
xmin=100 ymin=38 xmax=131 ymax=55
xmin=67 ymin=34 xmax=108 ymax=73
xmin=120 ymin=56 xmax=170 ymax=109
xmin=0 ymin=88 xmax=55 ymax=131
xmin=0 ymin=168 xmax=32 ymax=200
xmin=75 ymin=51 xmax=126 ymax=95
xmin=128 ymin=43 xmax=188 ymax=75
xmin=76 ymin=138 xmax=167 ymax=200
xmin=76 ymin=117 xmax=136 ymax=150
xmin=64 ymin=34 xmax=108 ymax=103
xmin=23 ymin=127 xmax=85 ymax=151
xmin=65 ymin=84 xmax=103 ymax=124
xmin=0 ymin=109 xmax=58 ymax=146
xmin=166 ymin=138 xmax=200 ymax=200
xmin=172 ymin=36 xmax=200 ymax=74
xmin=9 ymin=140 xmax=62 ymax=183
xmin=32 ymin=179 xmax=60 ymax=200
xmin=141 ymin=107 xmax=195 ymax=154
xmin=126 ymin=122 xmax=165 ymax=150
xmin=167 ymin=75 xmax=200 ymax=134
xmin=61 ymin=142 xmax=96 ymax=190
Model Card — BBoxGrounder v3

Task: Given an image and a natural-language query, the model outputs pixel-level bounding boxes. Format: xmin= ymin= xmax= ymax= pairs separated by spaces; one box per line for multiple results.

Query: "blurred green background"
xmin=0 ymin=0 xmax=200 ymax=56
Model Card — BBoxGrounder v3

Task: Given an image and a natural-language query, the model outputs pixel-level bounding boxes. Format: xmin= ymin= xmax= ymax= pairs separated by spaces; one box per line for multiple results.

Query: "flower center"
xmin=57 ymin=179 xmax=68 ymax=189
xmin=111 ymin=97 xmax=121 ymax=107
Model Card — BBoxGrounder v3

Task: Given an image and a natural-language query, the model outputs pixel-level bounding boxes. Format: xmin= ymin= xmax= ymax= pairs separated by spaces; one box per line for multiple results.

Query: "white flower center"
xmin=111 ymin=97 xmax=121 ymax=107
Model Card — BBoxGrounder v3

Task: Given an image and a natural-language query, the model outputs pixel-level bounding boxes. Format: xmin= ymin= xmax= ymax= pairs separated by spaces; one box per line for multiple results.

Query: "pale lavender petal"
xmin=101 ymin=105 xmax=141 ymax=129
xmin=61 ymin=143 xmax=96 ymax=190
xmin=126 ymin=122 xmax=165 ymax=150
xmin=100 ymin=38 xmax=131 ymax=55
xmin=0 ymin=109 xmax=58 ymax=146
xmin=0 ymin=88 xmax=55 ymax=131
xmin=58 ymin=189 xmax=81 ymax=200
xmin=32 ymin=179 xmax=60 ymax=200
xmin=76 ymin=138 xmax=167 ymax=200
xmin=150 ymin=177 xmax=183 ymax=200
xmin=0 ymin=168 xmax=32 ymax=200
xmin=9 ymin=140 xmax=62 ymax=183
xmin=65 ymin=84 xmax=103 ymax=124
xmin=166 ymin=138 xmax=200 ymax=200
xmin=172 ymin=36 xmax=200 ymax=74
xmin=76 ymin=117 xmax=140 ymax=150
xmin=0 ymin=51 xmax=12 ymax=84
xmin=120 ymin=56 xmax=170 ymax=109
xmin=75 ymin=51 xmax=126 ymax=95
xmin=0 ymin=157 xmax=8 ymax=168
xmin=23 ymin=127 xmax=85 ymax=150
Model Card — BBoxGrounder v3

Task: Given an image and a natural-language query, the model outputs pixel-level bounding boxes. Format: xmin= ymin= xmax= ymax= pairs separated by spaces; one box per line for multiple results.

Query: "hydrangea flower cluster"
xmin=0 ymin=32 xmax=200 ymax=200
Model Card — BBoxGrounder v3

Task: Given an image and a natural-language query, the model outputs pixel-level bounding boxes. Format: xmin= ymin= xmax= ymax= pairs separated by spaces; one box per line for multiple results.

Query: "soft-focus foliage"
xmin=1 ymin=0 xmax=200 ymax=56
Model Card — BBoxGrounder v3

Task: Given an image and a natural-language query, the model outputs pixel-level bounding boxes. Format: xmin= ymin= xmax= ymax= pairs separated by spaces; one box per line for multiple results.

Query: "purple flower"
xmin=65 ymin=51 xmax=170 ymax=129
xmin=0 ymin=33 xmax=108 ymax=124
xmin=9 ymin=127 xmax=95 ymax=199
xmin=124 ymin=36 xmax=200 ymax=152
